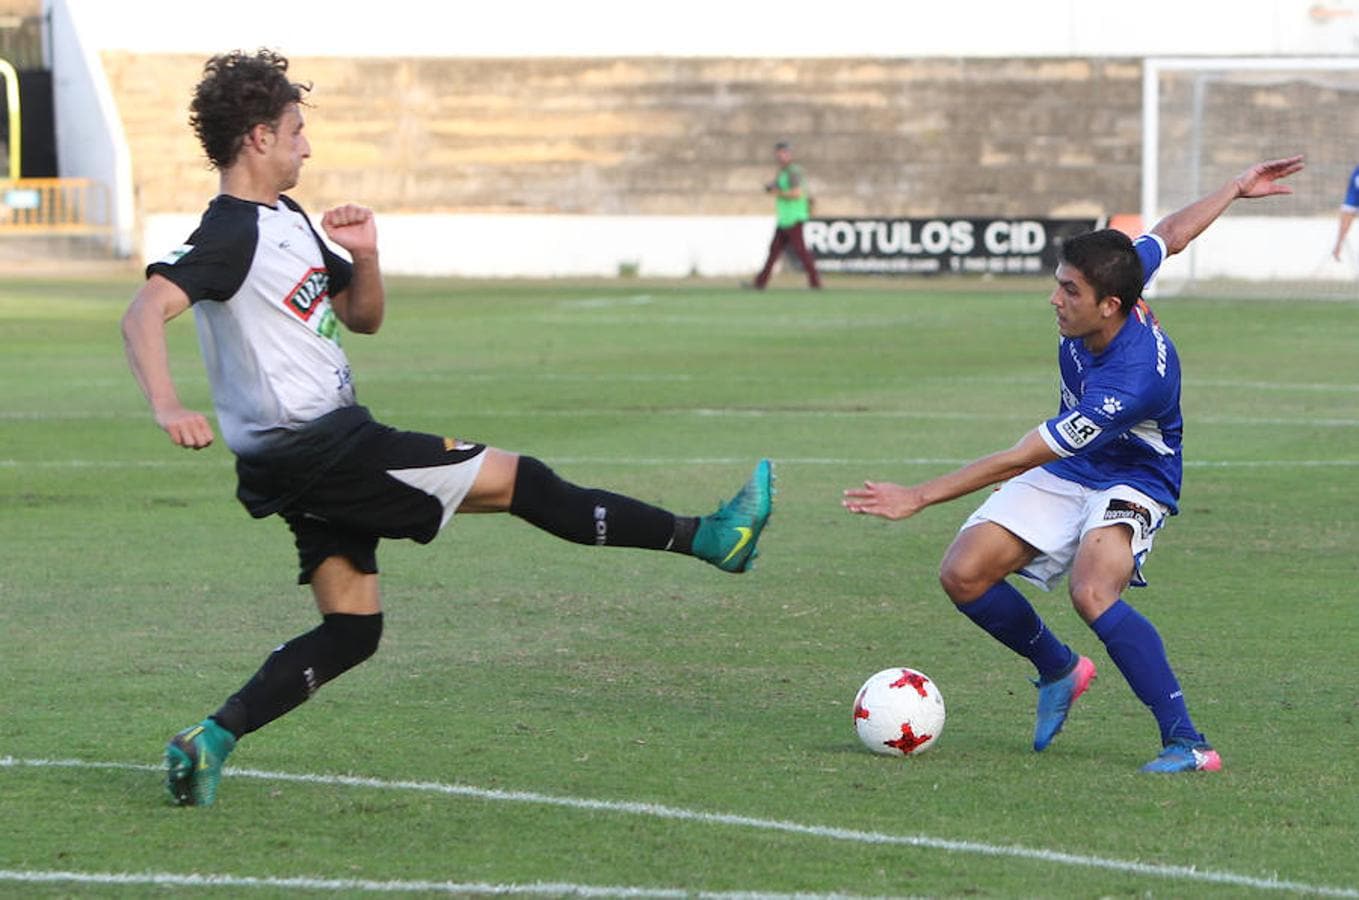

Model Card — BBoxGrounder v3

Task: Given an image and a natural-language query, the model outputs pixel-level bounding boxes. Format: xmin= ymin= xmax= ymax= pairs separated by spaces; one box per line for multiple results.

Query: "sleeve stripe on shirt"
xmin=1039 ymin=420 xmax=1074 ymax=458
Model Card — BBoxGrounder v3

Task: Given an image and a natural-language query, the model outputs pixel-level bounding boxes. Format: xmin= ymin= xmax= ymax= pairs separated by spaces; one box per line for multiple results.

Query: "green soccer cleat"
xmin=164 ymin=718 xmax=236 ymax=807
xmin=693 ymin=459 xmax=774 ymax=573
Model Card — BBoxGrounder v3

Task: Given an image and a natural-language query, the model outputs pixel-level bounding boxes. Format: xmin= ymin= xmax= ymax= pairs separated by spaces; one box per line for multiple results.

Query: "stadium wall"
xmin=54 ymin=0 xmax=1356 ymax=279
xmin=113 ymin=54 xmax=1147 ymax=275
xmin=143 ymin=212 xmax=772 ymax=279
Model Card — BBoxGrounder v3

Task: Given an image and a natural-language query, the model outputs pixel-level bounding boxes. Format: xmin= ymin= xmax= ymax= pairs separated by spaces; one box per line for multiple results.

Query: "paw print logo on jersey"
xmin=1100 ymin=395 xmax=1124 ymax=416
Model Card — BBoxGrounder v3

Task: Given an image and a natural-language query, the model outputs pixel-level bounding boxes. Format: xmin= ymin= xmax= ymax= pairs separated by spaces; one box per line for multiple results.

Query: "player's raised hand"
xmin=843 ymin=480 xmax=926 ymax=521
xmin=321 ymin=204 xmax=378 ymax=257
xmin=1235 ymin=155 xmax=1305 ymax=199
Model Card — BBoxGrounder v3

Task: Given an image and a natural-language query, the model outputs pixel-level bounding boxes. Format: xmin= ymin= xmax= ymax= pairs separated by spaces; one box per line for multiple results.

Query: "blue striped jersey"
xmin=1039 ymin=234 xmax=1183 ymax=512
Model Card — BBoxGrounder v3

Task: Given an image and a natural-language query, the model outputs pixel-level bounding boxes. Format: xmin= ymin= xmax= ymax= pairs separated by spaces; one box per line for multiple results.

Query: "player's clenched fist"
xmin=321 ymin=204 xmax=378 ymax=257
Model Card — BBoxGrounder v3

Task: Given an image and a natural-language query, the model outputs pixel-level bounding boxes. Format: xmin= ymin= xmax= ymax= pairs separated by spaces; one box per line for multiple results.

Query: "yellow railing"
xmin=0 ymin=177 xmax=112 ymax=234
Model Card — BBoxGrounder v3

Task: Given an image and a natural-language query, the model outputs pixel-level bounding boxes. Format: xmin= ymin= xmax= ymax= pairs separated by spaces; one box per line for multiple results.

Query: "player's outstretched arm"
xmin=122 ymin=275 xmax=215 ymax=450
xmin=1152 ymin=155 xmax=1304 ymax=257
xmin=323 ymin=203 xmax=385 ymax=334
xmin=843 ymin=429 xmax=1057 ymax=521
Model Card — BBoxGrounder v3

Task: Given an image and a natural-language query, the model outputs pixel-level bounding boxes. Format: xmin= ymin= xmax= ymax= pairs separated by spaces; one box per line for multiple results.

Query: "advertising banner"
xmin=803 ymin=217 xmax=1102 ymax=275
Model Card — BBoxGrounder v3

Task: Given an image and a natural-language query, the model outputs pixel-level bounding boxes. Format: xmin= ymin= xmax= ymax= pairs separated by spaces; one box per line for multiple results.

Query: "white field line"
xmin=1190 ymin=378 xmax=1359 ymax=393
xmin=3 ymin=456 xmax=1358 ymax=471
xmin=6 ymin=373 xmax=1356 ymax=391
xmin=1 ymin=757 xmax=1355 ymax=898
xmin=557 ymin=294 xmax=655 ymax=309
xmin=342 ymin=374 xmax=1359 ymax=393
xmin=0 ymin=869 xmax=889 ymax=899
xmin=6 ymin=407 xmax=1359 ymax=426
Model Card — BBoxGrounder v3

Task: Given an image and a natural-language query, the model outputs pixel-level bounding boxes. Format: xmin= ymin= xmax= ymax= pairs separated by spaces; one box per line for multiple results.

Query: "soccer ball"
xmin=853 ymin=667 xmax=946 ymax=756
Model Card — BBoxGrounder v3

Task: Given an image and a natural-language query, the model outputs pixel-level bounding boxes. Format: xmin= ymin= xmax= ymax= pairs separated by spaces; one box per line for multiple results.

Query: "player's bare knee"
xmin=1067 ymin=581 xmax=1117 ymax=624
xmin=939 ymin=560 xmax=987 ymax=605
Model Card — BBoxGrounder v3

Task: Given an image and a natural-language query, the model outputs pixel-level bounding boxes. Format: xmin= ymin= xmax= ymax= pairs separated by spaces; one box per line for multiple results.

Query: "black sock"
xmin=669 ymin=514 xmax=697 ymax=554
xmin=510 ymin=456 xmax=693 ymax=552
xmin=212 ymin=612 xmax=383 ymax=739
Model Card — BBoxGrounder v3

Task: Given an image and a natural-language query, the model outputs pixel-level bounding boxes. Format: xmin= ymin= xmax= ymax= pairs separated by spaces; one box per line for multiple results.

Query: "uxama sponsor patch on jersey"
xmin=284 ymin=267 xmax=329 ymax=322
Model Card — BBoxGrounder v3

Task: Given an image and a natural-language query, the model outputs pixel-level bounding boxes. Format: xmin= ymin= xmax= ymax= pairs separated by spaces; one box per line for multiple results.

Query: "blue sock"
xmin=1091 ymin=600 xmax=1204 ymax=746
xmin=957 ymin=581 xmax=1074 ymax=682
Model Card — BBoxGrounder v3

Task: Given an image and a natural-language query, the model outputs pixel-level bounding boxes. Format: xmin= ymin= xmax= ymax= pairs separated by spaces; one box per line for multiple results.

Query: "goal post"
xmin=1142 ymin=56 xmax=1359 ymax=299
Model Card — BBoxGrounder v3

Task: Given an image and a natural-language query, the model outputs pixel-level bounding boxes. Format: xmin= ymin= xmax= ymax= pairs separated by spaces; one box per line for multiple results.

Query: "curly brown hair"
xmin=189 ymin=49 xmax=311 ymax=170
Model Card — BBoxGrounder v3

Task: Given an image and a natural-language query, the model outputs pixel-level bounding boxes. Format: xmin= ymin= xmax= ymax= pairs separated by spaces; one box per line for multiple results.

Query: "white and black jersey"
xmin=148 ymin=194 xmax=356 ymax=457
xmin=147 ymin=193 xmax=489 ymax=574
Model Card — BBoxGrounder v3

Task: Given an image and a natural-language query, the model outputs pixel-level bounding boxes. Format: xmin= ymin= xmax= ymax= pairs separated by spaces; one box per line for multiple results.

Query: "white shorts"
xmin=961 ymin=467 xmax=1169 ymax=591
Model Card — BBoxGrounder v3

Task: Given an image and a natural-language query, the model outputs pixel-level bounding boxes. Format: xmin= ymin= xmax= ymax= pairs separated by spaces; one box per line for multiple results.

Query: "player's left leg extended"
xmin=480 ymin=452 xmax=774 ymax=573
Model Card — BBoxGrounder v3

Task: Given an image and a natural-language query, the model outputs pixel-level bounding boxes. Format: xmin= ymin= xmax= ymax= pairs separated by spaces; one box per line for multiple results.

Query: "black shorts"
xmin=237 ymin=412 xmax=487 ymax=584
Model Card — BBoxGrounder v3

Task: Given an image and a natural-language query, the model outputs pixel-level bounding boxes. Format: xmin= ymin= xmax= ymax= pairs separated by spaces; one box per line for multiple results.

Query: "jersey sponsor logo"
xmin=158 ymin=244 xmax=193 ymax=266
xmin=284 ymin=267 xmax=330 ymax=322
xmin=442 ymin=437 xmax=478 ymax=452
xmin=1103 ymin=498 xmax=1153 ymax=538
xmin=1099 ymin=395 xmax=1124 ymax=417
xmin=1055 ymin=410 xmax=1102 ymax=449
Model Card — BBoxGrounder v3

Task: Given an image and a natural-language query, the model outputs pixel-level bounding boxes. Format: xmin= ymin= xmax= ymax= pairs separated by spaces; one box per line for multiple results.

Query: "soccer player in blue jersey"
xmin=122 ymin=50 xmax=773 ymax=807
xmin=1331 ymin=163 xmax=1359 ymax=261
xmin=843 ymin=155 xmax=1304 ymax=773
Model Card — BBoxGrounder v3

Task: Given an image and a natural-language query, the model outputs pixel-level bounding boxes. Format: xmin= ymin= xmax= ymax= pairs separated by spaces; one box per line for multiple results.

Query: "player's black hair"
xmin=1058 ymin=228 xmax=1145 ymax=314
xmin=190 ymin=48 xmax=311 ymax=170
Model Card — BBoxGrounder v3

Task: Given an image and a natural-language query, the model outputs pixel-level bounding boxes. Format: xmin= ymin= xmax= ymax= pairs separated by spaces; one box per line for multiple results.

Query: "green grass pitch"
xmin=1 ymin=275 xmax=1356 ymax=897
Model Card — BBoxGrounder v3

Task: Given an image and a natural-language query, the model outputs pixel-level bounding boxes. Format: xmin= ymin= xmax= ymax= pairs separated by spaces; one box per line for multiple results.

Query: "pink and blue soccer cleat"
xmin=1141 ymin=739 xmax=1222 ymax=773
xmin=1033 ymin=655 xmax=1097 ymax=751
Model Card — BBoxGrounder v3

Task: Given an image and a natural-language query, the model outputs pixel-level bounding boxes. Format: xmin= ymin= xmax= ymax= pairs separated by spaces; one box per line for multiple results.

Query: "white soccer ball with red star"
xmin=853 ymin=667 xmax=946 ymax=756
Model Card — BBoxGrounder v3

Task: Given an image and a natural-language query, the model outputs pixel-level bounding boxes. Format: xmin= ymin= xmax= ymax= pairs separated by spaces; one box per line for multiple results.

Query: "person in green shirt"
xmin=751 ymin=140 xmax=822 ymax=289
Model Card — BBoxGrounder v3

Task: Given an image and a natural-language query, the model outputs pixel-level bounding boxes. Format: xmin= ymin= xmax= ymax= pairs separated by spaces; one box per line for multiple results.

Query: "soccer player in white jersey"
xmin=843 ymin=155 xmax=1304 ymax=773
xmin=122 ymin=50 xmax=773 ymax=807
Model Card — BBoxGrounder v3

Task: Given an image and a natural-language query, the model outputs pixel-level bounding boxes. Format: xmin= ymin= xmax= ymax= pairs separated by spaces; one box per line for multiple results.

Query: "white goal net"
xmin=1143 ymin=57 xmax=1359 ymax=299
